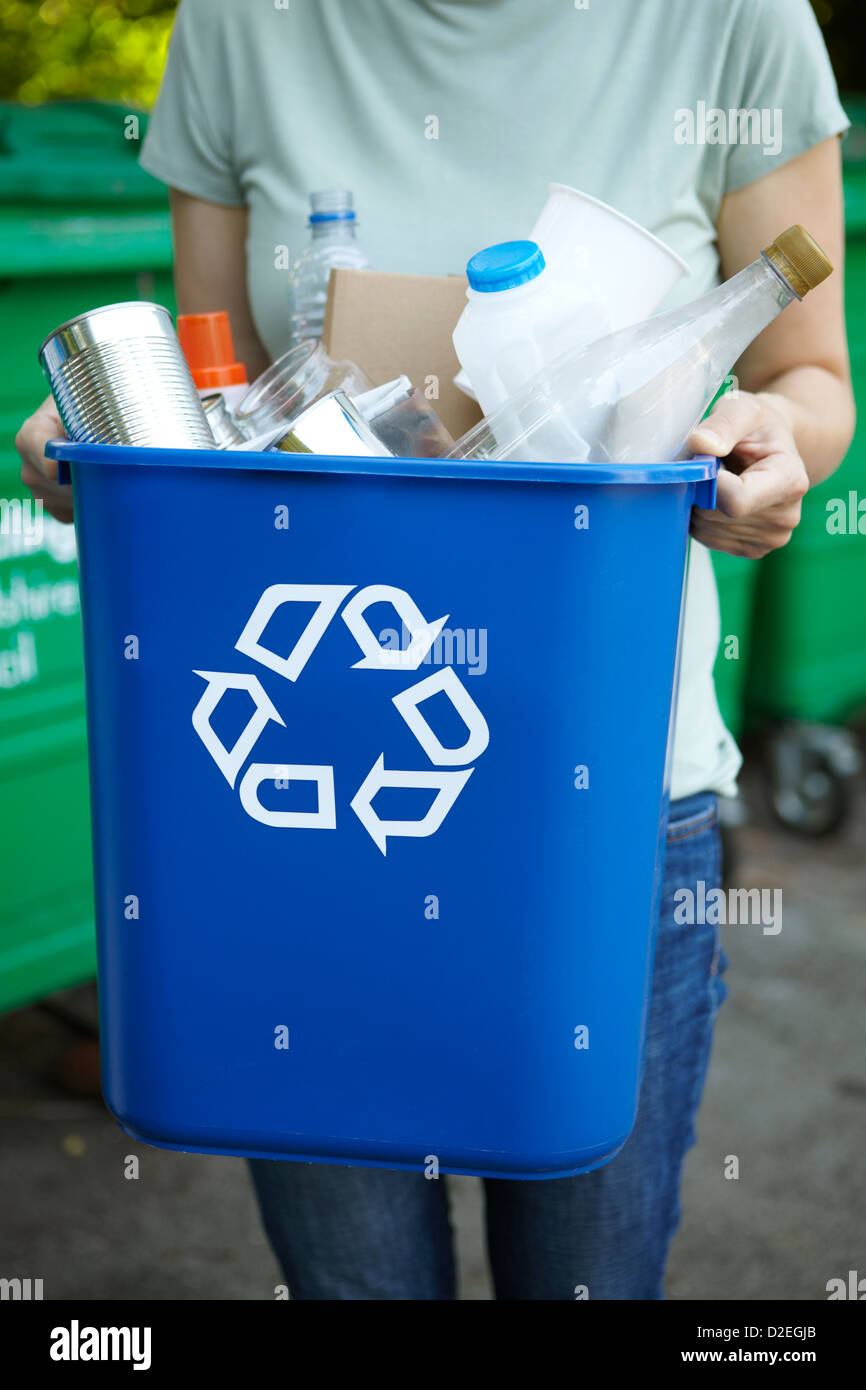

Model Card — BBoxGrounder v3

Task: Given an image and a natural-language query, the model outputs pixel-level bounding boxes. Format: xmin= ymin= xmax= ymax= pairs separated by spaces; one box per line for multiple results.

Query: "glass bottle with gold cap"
xmin=449 ymin=225 xmax=833 ymax=465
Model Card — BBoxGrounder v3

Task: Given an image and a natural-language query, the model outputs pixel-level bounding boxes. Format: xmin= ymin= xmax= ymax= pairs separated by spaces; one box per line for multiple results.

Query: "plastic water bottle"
xmin=452 ymin=240 xmax=609 ymax=418
xmin=288 ymin=190 xmax=372 ymax=347
xmin=451 ymin=225 xmax=833 ymax=465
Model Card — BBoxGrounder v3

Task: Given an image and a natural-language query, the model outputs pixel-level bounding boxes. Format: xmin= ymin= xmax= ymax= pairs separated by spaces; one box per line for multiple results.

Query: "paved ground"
xmin=1 ymin=748 xmax=863 ymax=1301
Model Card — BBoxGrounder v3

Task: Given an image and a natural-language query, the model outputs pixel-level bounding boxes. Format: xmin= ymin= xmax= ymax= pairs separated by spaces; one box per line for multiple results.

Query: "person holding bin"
xmin=16 ymin=0 xmax=854 ymax=1300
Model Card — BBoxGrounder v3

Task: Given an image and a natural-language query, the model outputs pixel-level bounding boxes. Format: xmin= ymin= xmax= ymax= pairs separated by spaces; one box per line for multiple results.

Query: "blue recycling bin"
xmin=50 ymin=439 xmax=716 ymax=1179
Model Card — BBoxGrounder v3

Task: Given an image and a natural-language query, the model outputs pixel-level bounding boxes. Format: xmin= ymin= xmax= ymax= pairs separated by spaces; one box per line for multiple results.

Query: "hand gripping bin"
xmin=50 ymin=440 xmax=717 ymax=1180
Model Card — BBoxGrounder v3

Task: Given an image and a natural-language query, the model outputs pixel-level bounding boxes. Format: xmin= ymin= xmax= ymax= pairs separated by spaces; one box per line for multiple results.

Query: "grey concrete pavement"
xmin=1 ymin=752 xmax=863 ymax=1300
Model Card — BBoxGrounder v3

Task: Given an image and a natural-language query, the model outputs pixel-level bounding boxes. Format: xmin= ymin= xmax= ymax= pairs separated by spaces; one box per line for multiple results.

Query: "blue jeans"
xmin=249 ymin=791 xmax=727 ymax=1299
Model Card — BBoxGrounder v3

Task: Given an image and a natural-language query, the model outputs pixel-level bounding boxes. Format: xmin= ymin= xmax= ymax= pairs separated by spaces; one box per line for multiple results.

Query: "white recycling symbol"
xmin=191 ymin=583 xmax=489 ymax=854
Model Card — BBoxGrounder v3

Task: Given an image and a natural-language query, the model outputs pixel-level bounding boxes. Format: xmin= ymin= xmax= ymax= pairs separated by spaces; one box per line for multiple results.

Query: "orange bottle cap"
xmin=177 ymin=312 xmax=247 ymax=389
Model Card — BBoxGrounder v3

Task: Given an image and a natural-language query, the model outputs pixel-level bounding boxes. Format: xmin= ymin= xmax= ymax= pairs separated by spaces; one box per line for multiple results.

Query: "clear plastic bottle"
xmin=288 ymin=190 xmax=372 ymax=347
xmin=450 ymin=226 xmax=833 ymax=465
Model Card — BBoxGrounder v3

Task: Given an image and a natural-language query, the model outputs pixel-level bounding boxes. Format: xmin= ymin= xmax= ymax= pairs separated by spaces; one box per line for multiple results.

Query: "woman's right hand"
xmin=16 ymin=396 xmax=73 ymax=524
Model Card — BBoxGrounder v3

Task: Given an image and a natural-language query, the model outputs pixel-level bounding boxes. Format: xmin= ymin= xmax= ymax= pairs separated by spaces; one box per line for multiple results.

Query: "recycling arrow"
xmin=191 ymin=670 xmax=286 ymax=788
xmin=350 ymin=755 xmax=473 ymax=855
xmin=235 ymin=583 xmax=356 ymax=681
xmin=342 ymin=584 xmax=448 ymax=670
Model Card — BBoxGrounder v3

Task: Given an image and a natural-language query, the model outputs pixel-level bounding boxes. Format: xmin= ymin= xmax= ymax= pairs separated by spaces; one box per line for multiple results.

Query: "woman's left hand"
xmin=687 ymin=389 xmax=810 ymax=559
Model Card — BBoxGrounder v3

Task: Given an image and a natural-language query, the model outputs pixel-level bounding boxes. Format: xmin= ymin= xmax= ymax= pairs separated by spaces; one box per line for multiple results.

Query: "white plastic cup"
xmin=529 ymin=183 xmax=689 ymax=329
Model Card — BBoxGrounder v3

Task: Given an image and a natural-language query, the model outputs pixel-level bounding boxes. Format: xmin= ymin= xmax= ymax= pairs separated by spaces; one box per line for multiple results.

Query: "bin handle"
xmin=692 ymin=468 xmax=718 ymax=510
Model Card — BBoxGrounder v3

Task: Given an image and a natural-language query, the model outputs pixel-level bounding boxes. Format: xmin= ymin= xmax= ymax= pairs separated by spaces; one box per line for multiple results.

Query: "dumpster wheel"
xmin=765 ymin=722 xmax=861 ymax=837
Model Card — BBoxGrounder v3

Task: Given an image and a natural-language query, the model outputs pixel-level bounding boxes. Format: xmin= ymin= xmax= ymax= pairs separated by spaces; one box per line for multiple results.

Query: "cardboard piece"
xmin=322 ymin=268 xmax=483 ymax=441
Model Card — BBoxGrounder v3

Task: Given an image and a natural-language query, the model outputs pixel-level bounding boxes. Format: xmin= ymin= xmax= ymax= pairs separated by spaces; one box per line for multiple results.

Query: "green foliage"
xmin=0 ymin=0 xmax=862 ymax=111
xmin=0 ymin=0 xmax=178 ymax=108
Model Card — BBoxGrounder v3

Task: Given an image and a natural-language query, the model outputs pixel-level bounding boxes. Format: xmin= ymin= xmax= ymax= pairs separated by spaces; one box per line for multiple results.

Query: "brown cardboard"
xmin=322 ymin=268 xmax=483 ymax=440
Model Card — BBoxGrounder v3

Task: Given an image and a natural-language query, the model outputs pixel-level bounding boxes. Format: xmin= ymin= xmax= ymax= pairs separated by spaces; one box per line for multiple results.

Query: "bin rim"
xmin=46 ymin=439 xmax=718 ymax=487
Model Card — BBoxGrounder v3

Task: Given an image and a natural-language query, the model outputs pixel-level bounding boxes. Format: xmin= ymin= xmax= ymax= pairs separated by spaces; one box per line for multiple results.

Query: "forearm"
xmin=753 ymin=364 xmax=855 ymax=487
xmin=170 ymin=189 xmax=271 ymax=382
xmin=174 ymin=267 xmax=271 ymax=384
xmin=715 ymin=138 xmax=852 ymax=491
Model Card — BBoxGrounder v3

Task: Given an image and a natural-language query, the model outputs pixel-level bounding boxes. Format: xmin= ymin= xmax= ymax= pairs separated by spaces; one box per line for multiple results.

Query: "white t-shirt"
xmin=141 ymin=0 xmax=849 ymax=800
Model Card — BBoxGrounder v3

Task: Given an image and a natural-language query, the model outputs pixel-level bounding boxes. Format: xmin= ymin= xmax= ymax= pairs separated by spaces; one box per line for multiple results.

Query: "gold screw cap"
xmin=763 ymin=225 xmax=833 ymax=297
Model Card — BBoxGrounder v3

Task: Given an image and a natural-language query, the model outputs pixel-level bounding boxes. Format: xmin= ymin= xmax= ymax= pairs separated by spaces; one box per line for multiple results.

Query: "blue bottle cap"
xmin=309 ymin=210 xmax=357 ymax=224
xmin=466 ymin=240 xmax=545 ymax=292
xmin=309 ymin=190 xmax=357 ymax=225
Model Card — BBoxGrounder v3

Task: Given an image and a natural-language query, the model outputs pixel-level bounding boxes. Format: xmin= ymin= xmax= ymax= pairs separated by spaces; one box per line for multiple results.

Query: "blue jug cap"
xmin=466 ymin=240 xmax=545 ymax=292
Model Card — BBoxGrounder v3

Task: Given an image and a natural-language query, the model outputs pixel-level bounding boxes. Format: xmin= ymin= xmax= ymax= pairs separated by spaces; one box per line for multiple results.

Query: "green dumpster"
xmin=711 ymin=551 xmax=761 ymax=740
xmin=703 ymin=372 xmax=761 ymax=743
xmin=0 ymin=101 xmax=175 ymax=1012
xmin=747 ymin=101 xmax=866 ymax=727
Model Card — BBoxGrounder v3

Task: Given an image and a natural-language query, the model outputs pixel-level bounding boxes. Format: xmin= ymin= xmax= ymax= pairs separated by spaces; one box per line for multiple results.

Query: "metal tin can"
xmin=275 ymin=391 xmax=393 ymax=458
xmin=39 ymin=301 xmax=213 ymax=449
xmin=201 ymin=392 xmax=245 ymax=449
